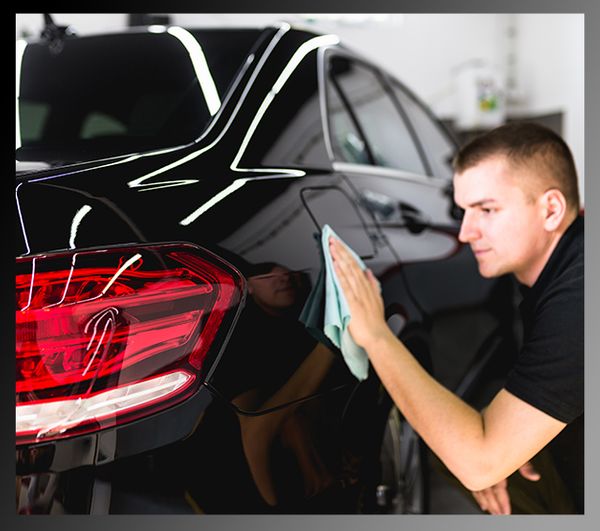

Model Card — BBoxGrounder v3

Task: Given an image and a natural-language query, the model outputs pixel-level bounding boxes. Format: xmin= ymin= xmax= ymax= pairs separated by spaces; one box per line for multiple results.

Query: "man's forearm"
xmin=364 ymin=329 xmax=493 ymax=490
xmin=328 ymin=235 xmax=563 ymax=490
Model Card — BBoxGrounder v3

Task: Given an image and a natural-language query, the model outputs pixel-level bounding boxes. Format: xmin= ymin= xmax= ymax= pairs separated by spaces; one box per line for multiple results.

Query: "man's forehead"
xmin=453 ymin=157 xmax=521 ymax=204
xmin=454 ymin=154 xmax=514 ymax=178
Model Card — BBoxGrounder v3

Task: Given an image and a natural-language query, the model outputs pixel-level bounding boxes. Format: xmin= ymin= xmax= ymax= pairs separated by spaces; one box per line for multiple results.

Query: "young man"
xmin=330 ymin=122 xmax=583 ymax=514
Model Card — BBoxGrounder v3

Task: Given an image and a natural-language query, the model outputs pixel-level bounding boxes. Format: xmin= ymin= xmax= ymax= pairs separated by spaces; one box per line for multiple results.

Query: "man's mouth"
xmin=276 ymin=286 xmax=294 ymax=294
xmin=472 ymin=248 xmax=491 ymax=256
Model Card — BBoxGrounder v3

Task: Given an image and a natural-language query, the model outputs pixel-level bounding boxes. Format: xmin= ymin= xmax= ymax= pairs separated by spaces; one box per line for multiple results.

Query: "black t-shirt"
xmin=504 ymin=215 xmax=584 ymax=511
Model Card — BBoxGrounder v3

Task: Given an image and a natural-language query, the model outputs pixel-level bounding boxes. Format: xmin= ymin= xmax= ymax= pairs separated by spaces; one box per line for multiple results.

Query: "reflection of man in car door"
xmin=330 ymin=123 xmax=583 ymax=514
xmin=230 ymin=263 xmax=338 ymax=506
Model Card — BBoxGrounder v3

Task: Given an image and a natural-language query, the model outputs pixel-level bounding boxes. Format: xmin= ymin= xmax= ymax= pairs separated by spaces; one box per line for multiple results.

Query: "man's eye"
xmin=481 ymin=208 xmax=493 ymax=214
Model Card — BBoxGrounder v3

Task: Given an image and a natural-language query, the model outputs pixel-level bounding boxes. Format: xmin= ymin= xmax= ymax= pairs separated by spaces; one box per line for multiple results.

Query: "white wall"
xmin=16 ymin=13 xmax=584 ymax=200
xmin=300 ymin=14 xmax=507 ymax=119
xmin=515 ymin=14 xmax=585 ymax=201
xmin=15 ymin=13 xmax=128 ymax=38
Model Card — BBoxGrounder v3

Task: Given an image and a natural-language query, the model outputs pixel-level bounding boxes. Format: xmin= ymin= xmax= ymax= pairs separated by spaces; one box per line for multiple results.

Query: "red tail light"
xmin=16 ymin=244 xmax=244 ymax=444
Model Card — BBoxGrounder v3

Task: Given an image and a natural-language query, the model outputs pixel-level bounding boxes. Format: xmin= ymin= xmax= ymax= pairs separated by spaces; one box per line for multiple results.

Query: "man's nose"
xmin=458 ymin=211 xmax=479 ymax=243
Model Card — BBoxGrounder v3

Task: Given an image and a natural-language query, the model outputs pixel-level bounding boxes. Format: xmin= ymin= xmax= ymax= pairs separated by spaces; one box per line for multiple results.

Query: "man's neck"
xmin=516 ymin=213 xmax=577 ymax=287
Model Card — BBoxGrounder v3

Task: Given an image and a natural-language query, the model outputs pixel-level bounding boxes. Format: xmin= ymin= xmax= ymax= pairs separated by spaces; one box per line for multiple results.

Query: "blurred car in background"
xmin=15 ymin=19 xmax=519 ymax=514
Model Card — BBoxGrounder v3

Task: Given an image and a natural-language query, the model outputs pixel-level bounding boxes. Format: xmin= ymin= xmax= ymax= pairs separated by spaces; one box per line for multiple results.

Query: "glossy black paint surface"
xmin=15 ymin=24 xmax=518 ymax=514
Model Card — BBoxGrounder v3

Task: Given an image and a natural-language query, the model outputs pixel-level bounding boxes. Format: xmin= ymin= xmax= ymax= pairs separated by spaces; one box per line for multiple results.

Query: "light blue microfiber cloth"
xmin=321 ymin=224 xmax=371 ymax=381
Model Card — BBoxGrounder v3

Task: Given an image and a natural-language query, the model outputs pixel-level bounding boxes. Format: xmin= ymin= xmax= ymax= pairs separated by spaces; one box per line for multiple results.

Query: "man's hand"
xmin=330 ymin=237 xmax=562 ymax=496
xmin=329 ymin=237 xmax=390 ymax=349
xmin=471 ymin=461 xmax=540 ymax=515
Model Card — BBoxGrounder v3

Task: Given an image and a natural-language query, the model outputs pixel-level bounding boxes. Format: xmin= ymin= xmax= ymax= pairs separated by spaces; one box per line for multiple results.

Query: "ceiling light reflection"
xmin=167 ymin=26 xmax=221 ymax=116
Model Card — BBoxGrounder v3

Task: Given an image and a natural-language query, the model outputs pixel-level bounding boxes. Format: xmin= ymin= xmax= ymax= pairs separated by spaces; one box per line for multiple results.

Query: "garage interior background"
xmin=14 ymin=12 xmax=586 ymax=514
xmin=15 ymin=12 xmax=584 ymax=204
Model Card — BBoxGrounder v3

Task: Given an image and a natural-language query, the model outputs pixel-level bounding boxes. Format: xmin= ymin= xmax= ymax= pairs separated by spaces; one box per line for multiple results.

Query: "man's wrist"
xmin=363 ymin=326 xmax=396 ymax=354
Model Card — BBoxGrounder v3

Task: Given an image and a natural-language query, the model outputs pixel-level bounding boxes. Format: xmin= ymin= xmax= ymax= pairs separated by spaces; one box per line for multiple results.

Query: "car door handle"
xmin=359 ymin=189 xmax=395 ymax=219
xmin=398 ymin=202 xmax=429 ymax=234
xmin=360 ymin=190 xmax=429 ymax=233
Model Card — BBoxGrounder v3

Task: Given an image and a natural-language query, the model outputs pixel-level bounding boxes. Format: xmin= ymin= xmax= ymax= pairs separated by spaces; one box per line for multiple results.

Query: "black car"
xmin=15 ymin=20 xmax=519 ymax=514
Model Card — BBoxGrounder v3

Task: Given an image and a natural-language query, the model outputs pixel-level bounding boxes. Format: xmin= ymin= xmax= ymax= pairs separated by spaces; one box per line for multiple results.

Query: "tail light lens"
xmin=16 ymin=244 xmax=244 ymax=444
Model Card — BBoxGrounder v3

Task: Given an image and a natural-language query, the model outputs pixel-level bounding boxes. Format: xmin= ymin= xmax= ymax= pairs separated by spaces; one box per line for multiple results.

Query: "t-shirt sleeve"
xmin=504 ymin=277 xmax=583 ymax=423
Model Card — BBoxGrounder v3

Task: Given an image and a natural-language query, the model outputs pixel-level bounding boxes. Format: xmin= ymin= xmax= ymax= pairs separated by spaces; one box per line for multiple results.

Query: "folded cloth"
xmin=298 ymin=239 xmax=338 ymax=353
xmin=321 ymin=224 xmax=371 ymax=381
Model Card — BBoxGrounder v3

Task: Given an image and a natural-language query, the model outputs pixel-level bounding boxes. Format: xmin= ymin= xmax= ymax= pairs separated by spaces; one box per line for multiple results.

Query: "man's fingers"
xmin=492 ymin=482 xmax=511 ymax=514
xmin=330 ymin=240 xmax=357 ymax=291
xmin=330 ymin=238 xmax=369 ymax=294
xmin=473 ymin=489 xmax=499 ymax=514
xmin=332 ymin=255 xmax=357 ymax=302
xmin=484 ymin=489 xmax=502 ymax=515
xmin=473 ymin=485 xmax=511 ymax=515
xmin=518 ymin=461 xmax=541 ymax=481
xmin=330 ymin=238 xmax=360 ymax=274
xmin=367 ymin=268 xmax=380 ymax=292
xmin=472 ymin=491 xmax=487 ymax=512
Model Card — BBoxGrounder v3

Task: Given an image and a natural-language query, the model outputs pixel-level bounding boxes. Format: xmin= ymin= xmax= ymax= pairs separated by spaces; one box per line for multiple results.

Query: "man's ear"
xmin=541 ymin=188 xmax=567 ymax=231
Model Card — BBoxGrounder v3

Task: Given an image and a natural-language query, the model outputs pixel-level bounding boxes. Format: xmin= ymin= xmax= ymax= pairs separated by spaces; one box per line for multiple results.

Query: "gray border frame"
xmin=6 ymin=2 xmax=598 ymax=531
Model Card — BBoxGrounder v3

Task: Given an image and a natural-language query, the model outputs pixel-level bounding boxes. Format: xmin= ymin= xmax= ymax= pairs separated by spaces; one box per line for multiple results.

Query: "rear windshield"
xmin=16 ymin=28 xmax=262 ymax=163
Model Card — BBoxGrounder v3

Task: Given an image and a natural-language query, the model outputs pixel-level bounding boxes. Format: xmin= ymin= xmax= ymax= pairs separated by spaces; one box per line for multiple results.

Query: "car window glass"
xmin=81 ymin=112 xmax=127 ymax=139
xmin=327 ymin=82 xmax=370 ymax=164
xmin=328 ymin=56 xmax=425 ymax=174
xmin=238 ymin=50 xmax=332 ymax=169
xmin=17 ymin=29 xmax=262 ymax=163
xmin=301 ymin=187 xmax=376 ymax=258
xmin=19 ymin=101 xmax=49 ymax=142
xmin=391 ymin=83 xmax=457 ymax=180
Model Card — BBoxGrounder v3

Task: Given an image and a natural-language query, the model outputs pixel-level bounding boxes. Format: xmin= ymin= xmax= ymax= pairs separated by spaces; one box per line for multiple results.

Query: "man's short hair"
xmin=453 ymin=122 xmax=580 ymax=212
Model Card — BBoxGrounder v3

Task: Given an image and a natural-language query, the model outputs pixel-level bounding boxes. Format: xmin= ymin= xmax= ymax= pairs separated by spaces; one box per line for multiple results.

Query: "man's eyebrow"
xmin=467 ymin=199 xmax=497 ymax=208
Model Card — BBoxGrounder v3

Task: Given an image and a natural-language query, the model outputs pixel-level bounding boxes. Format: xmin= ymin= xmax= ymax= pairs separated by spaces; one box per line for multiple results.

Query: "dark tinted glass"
xmin=327 ymin=81 xmax=370 ymax=164
xmin=328 ymin=57 xmax=425 ymax=174
xmin=238 ymin=48 xmax=331 ymax=169
xmin=391 ymin=83 xmax=457 ymax=180
xmin=17 ymin=29 xmax=261 ymax=162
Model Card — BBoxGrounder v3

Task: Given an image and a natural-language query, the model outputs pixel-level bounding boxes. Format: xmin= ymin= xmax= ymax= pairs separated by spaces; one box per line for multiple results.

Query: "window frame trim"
xmin=332 ymin=161 xmax=449 ymax=189
xmin=321 ymin=47 xmax=432 ymax=179
xmin=384 ymin=73 xmax=460 ymax=180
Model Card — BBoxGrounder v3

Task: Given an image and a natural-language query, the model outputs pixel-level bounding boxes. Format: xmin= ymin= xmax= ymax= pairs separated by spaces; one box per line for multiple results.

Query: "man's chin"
xmin=477 ymin=264 xmax=500 ymax=278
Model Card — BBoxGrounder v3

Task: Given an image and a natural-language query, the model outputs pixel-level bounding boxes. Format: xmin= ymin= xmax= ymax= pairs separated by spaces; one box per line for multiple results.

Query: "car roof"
xmin=18 ymin=21 xmax=328 ymax=44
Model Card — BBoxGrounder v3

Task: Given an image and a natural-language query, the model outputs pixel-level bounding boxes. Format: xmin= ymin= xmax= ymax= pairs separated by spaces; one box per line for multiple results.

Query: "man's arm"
xmin=471 ymin=461 xmax=540 ymax=514
xmin=329 ymin=237 xmax=565 ymax=491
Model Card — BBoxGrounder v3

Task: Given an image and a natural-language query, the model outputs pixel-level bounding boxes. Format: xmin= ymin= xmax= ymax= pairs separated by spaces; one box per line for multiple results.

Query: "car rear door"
xmin=322 ymin=50 xmax=517 ymax=395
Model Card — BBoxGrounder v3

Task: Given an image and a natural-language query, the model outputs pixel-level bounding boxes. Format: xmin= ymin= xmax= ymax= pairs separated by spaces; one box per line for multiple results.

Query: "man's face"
xmin=453 ymin=155 xmax=549 ymax=286
xmin=247 ymin=265 xmax=298 ymax=315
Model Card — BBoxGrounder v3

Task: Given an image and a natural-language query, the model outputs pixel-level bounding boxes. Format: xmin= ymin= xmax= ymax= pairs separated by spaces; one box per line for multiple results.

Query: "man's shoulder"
xmin=539 ymin=253 xmax=583 ymax=310
xmin=537 ymin=220 xmax=583 ymax=309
